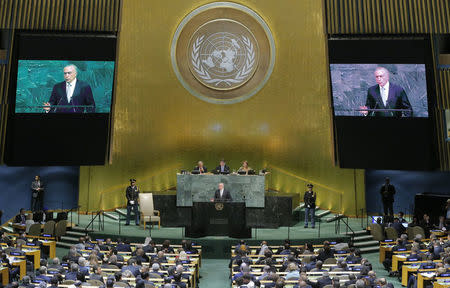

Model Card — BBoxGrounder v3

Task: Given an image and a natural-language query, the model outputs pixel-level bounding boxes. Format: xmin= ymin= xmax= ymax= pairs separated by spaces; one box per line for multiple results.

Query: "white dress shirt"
xmin=380 ymin=81 xmax=389 ymax=107
xmin=220 ymin=189 xmax=224 ymax=198
xmin=66 ymin=79 xmax=77 ymax=103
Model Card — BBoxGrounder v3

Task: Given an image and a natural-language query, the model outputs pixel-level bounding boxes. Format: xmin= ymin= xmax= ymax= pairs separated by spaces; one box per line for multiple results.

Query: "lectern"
xmin=185 ymin=202 xmax=251 ymax=238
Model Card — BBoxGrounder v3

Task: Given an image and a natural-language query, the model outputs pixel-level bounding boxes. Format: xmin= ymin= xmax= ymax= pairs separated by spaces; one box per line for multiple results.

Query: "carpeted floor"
xmin=365 ymin=252 xmax=402 ymax=288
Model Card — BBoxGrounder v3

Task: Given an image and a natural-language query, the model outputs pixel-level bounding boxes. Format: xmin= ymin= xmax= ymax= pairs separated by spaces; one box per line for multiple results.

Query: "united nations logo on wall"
xmin=171 ymin=2 xmax=275 ymax=104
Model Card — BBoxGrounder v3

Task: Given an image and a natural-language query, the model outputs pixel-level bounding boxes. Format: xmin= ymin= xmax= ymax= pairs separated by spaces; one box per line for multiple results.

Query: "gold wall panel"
xmin=79 ymin=0 xmax=366 ymax=216
xmin=436 ymin=69 xmax=450 ymax=170
xmin=0 ymin=0 xmax=120 ymax=31
xmin=326 ymin=0 xmax=450 ymax=34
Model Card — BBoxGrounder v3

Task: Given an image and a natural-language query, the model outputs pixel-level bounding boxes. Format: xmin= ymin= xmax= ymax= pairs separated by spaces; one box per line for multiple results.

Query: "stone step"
xmin=325 ymin=214 xmax=345 ymax=223
xmin=353 ymin=240 xmax=379 ymax=247
xmin=66 ymin=230 xmax=86 ymax=237
xmin=60 ymin=236 xmax=79 ymax=243
xmin=359 ymin=246 xmax=380 ymax=253
xmin=71 ymin=226 xmax=94 ymax=233
xmin=56 ymin=241 xmax=74 ymax=249
xmin=316 ymin=210 xmax=331 ymax=218
xmin=104 ymin=212 xmax=119 ymax=221
xmin=341 ymin=229 xmax=368 ymax=236
xmin=353 ymin=235 xmax=374 ymax=242
xmin=115 ymin=209 xmax=127 ymax=217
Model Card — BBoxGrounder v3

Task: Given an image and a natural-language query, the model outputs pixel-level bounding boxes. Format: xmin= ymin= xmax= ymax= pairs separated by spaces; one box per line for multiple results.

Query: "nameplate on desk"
xmin=210 ymin=218 xmax=228 ymax=225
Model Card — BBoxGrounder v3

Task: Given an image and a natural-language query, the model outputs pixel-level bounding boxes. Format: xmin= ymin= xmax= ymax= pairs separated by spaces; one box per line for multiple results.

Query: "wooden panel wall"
xmin=326 ymin=0 xmax=450 ymax=34
xmin=0 ymin=0 xmax=120 ymax=31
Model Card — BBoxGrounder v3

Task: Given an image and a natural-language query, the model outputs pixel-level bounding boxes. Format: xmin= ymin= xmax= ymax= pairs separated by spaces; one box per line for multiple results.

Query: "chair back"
xmin=55 ymin=220 xmax=68 ymax=237
xmin=412 ymin=226 xmax=425 ymax=238
xmin=407 ymin=227 xmax=415 ymax=240
xmin=324 ymin=257 xmax=337 ymax=265
xmin=43 ymin=220 xmax=56 ymax=236
xmin=139 ymin=193 xmax=155 ymax=216
xmin=28 ymin=223 xmax=42 ymax=236
xmin=369 ymin=223 xmax=384 ymax=241
xmin=384 ymin=227 xmax=398 ymax=240
xmin=87 ymin=279 xmax=104 ymax=286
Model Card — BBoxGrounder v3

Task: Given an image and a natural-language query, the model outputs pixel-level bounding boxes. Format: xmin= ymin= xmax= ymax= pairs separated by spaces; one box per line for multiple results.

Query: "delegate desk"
xmin=186 ymin=202 xmax=251 ymax=238
xmin=177 ymin=173 xmax=265 ymax=207
xmin=0 ymin=267 xmax=8 ymax=286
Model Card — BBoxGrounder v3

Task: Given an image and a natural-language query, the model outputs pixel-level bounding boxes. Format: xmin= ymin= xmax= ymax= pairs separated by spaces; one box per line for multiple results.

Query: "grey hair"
xmin=374 ymin=66 xmax=389 ymax=75
xmin=64 ymin=64 xmax=78 ymax=74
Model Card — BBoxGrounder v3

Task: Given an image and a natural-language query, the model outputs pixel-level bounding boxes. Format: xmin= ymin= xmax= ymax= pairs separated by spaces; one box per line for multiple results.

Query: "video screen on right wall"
xmin=330 ymin=63 xmax=428 ymax=118
xmin=328 ymin=38 xmax=437 ymax=170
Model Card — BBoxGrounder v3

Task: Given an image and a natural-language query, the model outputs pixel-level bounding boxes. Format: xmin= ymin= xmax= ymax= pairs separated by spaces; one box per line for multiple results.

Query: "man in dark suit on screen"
xmin=43 ymin=64 xmax=95 ymax=113
xmin=360 ymin=67 xmax=412 ymax=117
xmin=214 ymin=182 xmax=232 ymax=202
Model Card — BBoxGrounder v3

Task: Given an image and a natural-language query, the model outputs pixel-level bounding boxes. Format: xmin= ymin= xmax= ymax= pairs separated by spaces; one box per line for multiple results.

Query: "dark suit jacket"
xmin=15 ymin=214 xmax=26 ymax=224
xmin=365 ymin=83 xmax=412 ymax=117
xmin=48 ymin=80 xmax=95 ymax=113
xmin=193 ymin=166 xmax=207 ymax=173
xmin=31 ymin=180 xmax=44 ymax=199
xmin=214 ymin=165 xmax=230 ymax=174
xmin=214 ymin=189 xmax=232 ymax=202
xmin=316 ymin=276 xmax=332 ymax=288
xmin=380 ymin=184 xmax=396 ymax=203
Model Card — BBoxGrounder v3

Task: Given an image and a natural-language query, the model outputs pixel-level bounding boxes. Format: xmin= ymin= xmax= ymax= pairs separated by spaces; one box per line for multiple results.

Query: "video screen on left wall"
xmin=15 ymin=60 xmax=115 ymax=113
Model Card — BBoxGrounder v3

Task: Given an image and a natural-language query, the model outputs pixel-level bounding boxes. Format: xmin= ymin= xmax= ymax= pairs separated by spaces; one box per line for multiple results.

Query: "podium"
xmin=185 ymin=202 xmax=251 ymax=238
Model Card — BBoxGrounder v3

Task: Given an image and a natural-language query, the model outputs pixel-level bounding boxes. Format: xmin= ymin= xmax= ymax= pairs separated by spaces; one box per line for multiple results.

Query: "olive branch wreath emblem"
xmin=191 ymin=35 xmax=255 ymax=87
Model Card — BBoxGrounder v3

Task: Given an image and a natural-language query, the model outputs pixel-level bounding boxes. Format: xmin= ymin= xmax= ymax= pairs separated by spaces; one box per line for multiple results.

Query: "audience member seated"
xmin=14 ymin=208 xmax=26 ymax=224
xmin=285 ymin=262 xmax=300 ymax=280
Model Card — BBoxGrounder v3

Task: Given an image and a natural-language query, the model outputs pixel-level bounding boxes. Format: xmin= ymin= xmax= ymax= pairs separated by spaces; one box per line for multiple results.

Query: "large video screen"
xmin=331 ymin=64 xmax=428 ymax=117
xmin=5 ymin=32 xmax=117 ymax=165
xmin=328 ymin=37 xmax=437 ymax=170
xmin=15 ymin=60 xmax=115 ymax=113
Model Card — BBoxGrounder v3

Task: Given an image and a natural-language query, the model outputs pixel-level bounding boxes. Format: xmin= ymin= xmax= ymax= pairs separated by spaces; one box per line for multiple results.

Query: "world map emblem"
xmin=188 ymin=20 xmax=259 ymax=90
xmin=171 ymin=2 xmax=275 ymax=104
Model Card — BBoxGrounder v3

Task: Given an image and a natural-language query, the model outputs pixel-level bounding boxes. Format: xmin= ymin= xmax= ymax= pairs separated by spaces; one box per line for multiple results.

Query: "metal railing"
xmin=85 ymin=210 xmax=104 ymax=234
xmin=335 ymin=216 xmax=356 ymax=241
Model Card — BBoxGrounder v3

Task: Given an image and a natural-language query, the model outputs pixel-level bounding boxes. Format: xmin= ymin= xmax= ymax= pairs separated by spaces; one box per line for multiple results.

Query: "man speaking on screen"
xmin=43 ymin=64 xmax=95 ymax=113
xmin=360 ymin=67 xmax=412 ymax=117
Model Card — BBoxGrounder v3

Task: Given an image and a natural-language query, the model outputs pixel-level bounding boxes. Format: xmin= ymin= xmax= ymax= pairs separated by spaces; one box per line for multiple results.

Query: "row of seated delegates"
xmin=2 ymin=237 xmax=199 ymax=288
xmin=13 ymin=208 xmax=54 ymax=233
xmin=230 ymin=239 xmax=392 ymax=288
xmin=193 ymin=159 xmax=257 ymax=175
xmin=402 ymin=234 xmax=450 ymax=288
xmin=378 ymin=211 xmax=450 ymax=239
xmin=0 ymin=231 xmax=49 ymax=283
xmin=383 ymin=232 xmax=450 ymax=271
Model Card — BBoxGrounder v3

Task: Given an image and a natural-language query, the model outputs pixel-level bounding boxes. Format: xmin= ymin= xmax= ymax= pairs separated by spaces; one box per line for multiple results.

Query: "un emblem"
xmin=171 ymin=2 xmax=275 ymax=104
xmin=215 ymin=203 xmax=224 ymax=211
xmin=189 ymin=20 xmax=258 ymax=90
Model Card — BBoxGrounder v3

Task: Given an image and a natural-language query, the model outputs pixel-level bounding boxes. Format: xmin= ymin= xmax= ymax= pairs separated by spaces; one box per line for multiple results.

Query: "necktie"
xmin=220 ymin=190 xmax=223 ymax=198
xmin=66 ymin=83 xmax=72 ymax=102
xmin=382 ymin=87 xmax=388 ymax=106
